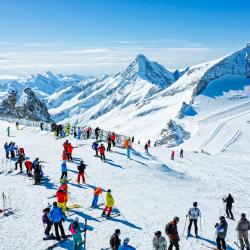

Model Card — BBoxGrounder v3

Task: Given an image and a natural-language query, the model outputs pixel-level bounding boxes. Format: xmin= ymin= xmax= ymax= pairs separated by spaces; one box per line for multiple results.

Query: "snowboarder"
xmin=145 ymin=143 xmax=148 ymax=153
xmin=91 ymin=187 xmax=103 ymax=208
xmin=171 ymin=150 xmax=175 ymax=160
xmin=107 ymin=135 xmax=112 ymax=151
xmin=180 ymin=149 xmax=183 ymax=158
xmin=215 ymin=216 xmax=228 ymax=250
xmin=15 ymin=153 xmax=25 ymax=172
xmin=50 ymin=202 xmax=66 ymax=241
xmin=165 ymin=216 xmax=180 ymax=250
xmin=102 ymin=189 xmax=115 ymax=218
xmin=92 ymin=141 xmax=99 ymax=157
xmin=223 ymin=193 xmax=234 ymax=220
xmin=77 ymin=160 xmax=86 ymax=184
xmin=61 ymin=161 xmax=68 ymax=179
xmin=111 ymin=132 xmax=116 ymax=146
xmin=118 ymin=238 xmax=136 ymax=250
xmin=99 ymin=144 xmax=106 ymax=162
xmin=69 ymin=217 xmax=83 ymax=250
xmin=7 ymin=126 xmax=10 ymax=137
xmin=4 ymin=142 xmax=9 ymax=159
xmin=56 ymin=186 xmax=67 ymax=213
xmin=186 ymin=201 xmax=201 ymax=237
xmin=42 ymin=207 xmax=53 ymax=239
xmin=110 ymin=229 xmax=121 ymax=250
xmin=153 ymin=231 xmax=167 ymax=250
xmin=67 ymin=143 xmax=73 ymax=162
xmin=236 ymin=213 xmax=250 ymax=250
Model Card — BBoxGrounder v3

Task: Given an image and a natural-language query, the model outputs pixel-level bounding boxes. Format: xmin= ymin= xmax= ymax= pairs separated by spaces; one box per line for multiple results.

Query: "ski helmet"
xmin=115 ymin=229 xmax=121 ymax=234
xmin=124 ymin=238 xmax=130 ymax=244
xmin=219 ymin=216 xmax=225 ymax=221
xmin=193 ymin=202 xmax=198 ymax=207
xmin=241 ymin=213 xmax=246 ymax=218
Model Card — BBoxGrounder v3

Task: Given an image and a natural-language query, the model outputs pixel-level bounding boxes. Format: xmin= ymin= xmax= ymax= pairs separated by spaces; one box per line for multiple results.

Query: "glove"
xmin=62 ymin=218 xmax=65 ymax=222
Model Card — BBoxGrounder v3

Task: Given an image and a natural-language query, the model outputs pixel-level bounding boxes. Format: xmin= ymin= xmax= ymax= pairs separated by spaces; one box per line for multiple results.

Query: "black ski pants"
xmin=226 ymin=206 xmax=234 ymax=219
xmin=68 ymin=153 xmax=73 ymax=161
xmin=188 ymin=219 xmax=198 ymax=235
xmin=45 ymin=222 xmax=52 ymax=235
xmin=168 ymin=239 xmax=179 ymax=250
xmin=216 ymin=237 xmax=226 ymax=250
xmin=100 ymin=153 xmax=105 ymax=161
xmin=54 ymin=221 xmax=65 ymax=239
xmin=61 ymin=171 xmax=67 ymax=179
xmin=107 ymin=143 xmax=111 ymax=151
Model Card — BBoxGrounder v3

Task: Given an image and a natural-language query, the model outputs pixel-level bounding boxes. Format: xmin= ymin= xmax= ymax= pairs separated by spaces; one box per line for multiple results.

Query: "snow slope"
xmin=1 ymin=120 xmax=250 ymax=249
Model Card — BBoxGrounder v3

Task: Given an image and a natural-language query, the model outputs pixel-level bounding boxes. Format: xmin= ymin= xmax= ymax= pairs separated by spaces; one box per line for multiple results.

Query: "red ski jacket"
xmin=99 ymin=146 xmax=105 ymax=154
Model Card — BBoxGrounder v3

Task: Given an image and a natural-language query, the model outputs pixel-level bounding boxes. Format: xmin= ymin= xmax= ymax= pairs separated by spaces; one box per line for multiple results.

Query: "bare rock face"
xmin=156 ymin=119 xmax=190 ymax=147
xmin=0 ymin=88 xmax=52 ymax=122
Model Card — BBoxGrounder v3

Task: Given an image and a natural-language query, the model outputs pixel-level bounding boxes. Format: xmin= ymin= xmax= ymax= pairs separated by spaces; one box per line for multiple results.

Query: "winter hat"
xmin=219 ymin=216 xmax=225 ymax=221
xmin=53 ymin=201 xmax=57 ymax=207
xmin=107 ymin=189 xmax=111 ymax=193
xmin=155 ymin=231 xmax=161 ymax=236
xmin=174 ymin=216 xmax=179 ymax=222
xmin=193 ymin=202 xmax=198 ymax=207
xmin=241 ymin=213 xmax=246 ymax=218
xmin=124 ymin=237 xmax=130 ymax=244
xmin=115 ymin=229 xmax=121 ymax=234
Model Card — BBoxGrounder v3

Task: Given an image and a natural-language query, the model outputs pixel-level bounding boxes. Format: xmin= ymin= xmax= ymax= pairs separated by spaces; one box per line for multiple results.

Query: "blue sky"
xmin=0 ymin=0 xmax=249 ymax=76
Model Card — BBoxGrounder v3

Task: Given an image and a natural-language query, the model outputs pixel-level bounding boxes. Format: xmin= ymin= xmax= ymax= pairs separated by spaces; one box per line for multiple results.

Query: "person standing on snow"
xmin=40 ymin=122 xmax=44 ymax=131
xmin=61 ymin=161 xmax=68 ymax=179
xmin=236 ymin=213 xmax=250 ymax=250
xmin=77 ymin=127 xmax=81 ymax=140
xmin=92 ymin=141 xmax=99 ymax=157
xmin=127 ymin=138 xmax=132 ymax=159
xmin=165 ymin=216 xmax=180 ymax=250
xmin=67 ymin=143 xmax=73 ymax=162
xmin=42 ymin=207 xmax=53 ymax=238
xmin=110 ymin=229 xmax=121 ymax=250
xmin=107 ymin=135 xmax=112 ymax=151
xmin=180 ymin=149 xmax=184 ymax=158
xmin=99 ymin=144 xmax=106 ymax=162
xmin=91 ymin=187 xmax=103 ymax=208
xmin=4 ymin=142 xmax=9 ymax=159
xmin=148 ymin=139 xmax=151 ymax=147
xmin=69 ymin=217 xmax=83 ymax=250
xmin=111 ymin=132 xmax=116 ymax=146
xmin=171 ymin=150 xmax=175 ymax=160
xmin=223 ymin=193 xmax=234 ymax=220
xmin=215 ymin=216 xmax=228 ymax=250
xmin=153 ymin=231 xmax=167 ymax=250
xmin=56 ymin=186 xmax=67 ymax=213
xmin=77 ymin=160 xmax=86 ymax=184
xmin=102 ymin=189 xmax=115 ymax=218
xmin=145 ymin=143 xmax=148 ymax=153
xmin=186 ymin=201 xmax=201 ymax=237
xmin=118 ymin=238 xmax=136 ymax=250
xmin=7 ymin=126 xmax=10 ymax=137
xmin=95 ymin=127 xmax=101 ymax=140
xmin=50 ymin=202 xmax=66 ymax=241
xmin=15 ymin=153 xmax=25 ymax=172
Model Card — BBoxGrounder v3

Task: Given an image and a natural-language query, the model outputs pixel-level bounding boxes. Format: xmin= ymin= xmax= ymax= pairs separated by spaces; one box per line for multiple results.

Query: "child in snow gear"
xmin=110 ymin=229 xmax=121 ymax=250
xmin=50 ymin=202 xmax=66 ymax=241
xmin=56 ymin=186 xmax=67 ymax=213
xmin=77 ymin=160 xmax=86 ymax=184
xmin=223 ymin=193 xmax=234 ymax=220
xmin=111 ymin=132 xmax=116 ymax=146
xmin=165 ymin=217 xmax=180 ymax=250
xmin=215 ymin=216 xmax=228 ymax=250
xmin=69 ymin=217 xmax=83 ymax=250
xmin=153 ymin=231 xmax=167 ymax=250
xmin=91 ymin=187 xmax=103 ymax=208
xmin=15 ymin=153 xmax=25 ymax=172
xmin=186 ymin=201 xmax=201 ymax=237
xmin=118 ymin=238 xmax=136 ymax=250
xmin=171 ymin=150 xmax=175 ymax=160
xmin=67 ymin=143 xmax=73 ymax=161
xmin=99 ymin=144 xmax=106 ymax=161
xmin=102 ymin=189 xmax=115 ymax=217
xmin=180 ymin=149 xmax=183 ymax=158
xmin=61 ymin=161 xmax=68 ymax=179
xmin=42 ymin=207 xmax=53 ymax=238
xmin=92 ymin=141 xmax=99 ymax=157
xmin=236 ymin=213 xmax=250 ymax=250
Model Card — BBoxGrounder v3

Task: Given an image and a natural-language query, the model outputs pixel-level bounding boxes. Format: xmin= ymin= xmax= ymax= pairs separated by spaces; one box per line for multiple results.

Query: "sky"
xmin=0 ymin=0 xmax=250 ymax=77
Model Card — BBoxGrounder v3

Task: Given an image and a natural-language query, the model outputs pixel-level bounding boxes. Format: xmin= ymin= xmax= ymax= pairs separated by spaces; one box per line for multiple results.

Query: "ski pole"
xmin=183 ymin=216 xmax=188 ymax=236
xmin=83 ymin=218 xmax=87 ymax=250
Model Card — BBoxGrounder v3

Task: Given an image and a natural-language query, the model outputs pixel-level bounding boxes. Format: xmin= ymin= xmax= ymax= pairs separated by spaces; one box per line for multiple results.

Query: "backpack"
xmin=165 ymin=223 xmax=174 ymax=235
xmin=70 ymin=223 xmax=76 ymax=235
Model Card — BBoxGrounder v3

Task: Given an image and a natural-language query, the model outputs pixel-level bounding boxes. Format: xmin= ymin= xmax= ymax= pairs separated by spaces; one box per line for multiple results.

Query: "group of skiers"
xmin=109 ymin=229 xmax=136 ymax=249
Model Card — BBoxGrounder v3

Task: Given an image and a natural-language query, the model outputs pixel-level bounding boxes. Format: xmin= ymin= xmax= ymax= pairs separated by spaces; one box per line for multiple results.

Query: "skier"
xmin=148 ymin=139 xmax=151 ymax=147
xmin=111 ymin=132 xmax=116 ymax=146
xmin=215 ymin=216 xmax=228 ymax=250
xmin=131 ymin=136 xmax=134 ymax=143
xmin=92 ymin=141 xmax=99 ymax=157
xmin=19 ymin=147 xmax=25 ymax=158
xmin=67 ymin=143 xmax=73 ymax=162
xmin=69 ymin=217 xmax=83 ymax=250
xmin=56 ymin=186 xmax=67 ymax=213
xmin=40 ymin=122 xmax=44 ymax=131
xmin=34 ymin=162 xmax=42 ymax=184
xmin=99 ymin=144 xmax=106 ymax=162
xmin=145 ymin=143 xmax=148 ymax=153
xmin=180 ymin=149 xmax=183 ymax=158
xmin=91 ymin=187 xmax=103 ymax=208
xmin=165 ymin=216 xmax=180 ymax=250
xmin=9 ymin=142 xmax=15 ymax=159
xmin=25 ymin=160 xmax=33 ymax=176
xmin=102 ymin=189 xmax=115 ymax=218
xmin=15 ymin=153 xmax=25 ymax=172
xmin=95 ymin=127 xmax=100 ymax=140
xmin=236 ymin=213 xmax=250 ymax=250
xmin=118 ymin=238 xmax=136 ymax=250
xmin=171 ymin=150 xmax=175 ymax=160
xmin=110 ymin=229 xmax=121 ymax=250
xmin=77 ymin=160 xmax=86 ymax=184
xmin=77 ymin=127 xmax=81 ymax=140
xmin=7 ymin=126 xmax=10 ymax=137
xmin=4 ymin=142 xmax=9 ymax=159
xmin=61 ymin=161 xmax=68 ymax=179
xmin=223 ymin=193 xmax=234 ymax=220
xmin=86 ymin=127 xmax=92 ymax=139
xmin=42 ymin=207 xmax=53 ymax=239
xmin=186 ymin=201 xmax=201 ymax=237
xmin=50 ymin=202 xmax=66 ymax=241
xmin=153 ymin=231 xmax=167 ymax=250
xmin=107 ymin=135 xmax=112 ymax=151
